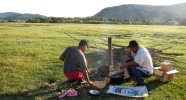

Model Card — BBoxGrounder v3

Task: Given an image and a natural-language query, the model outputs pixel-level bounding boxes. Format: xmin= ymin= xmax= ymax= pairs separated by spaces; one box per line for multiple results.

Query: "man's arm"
xmin=78 ymin=54 xmax=93 ymax=86
xmin=59 ymin=48 xmax=67 ymax=61
xmin=120 ymin=61 xmax=139 ymax=69
xmin=59 ymin=54 xmax=65 ymax=61
xmin=82 ymin=70 xmax=93 ymax=86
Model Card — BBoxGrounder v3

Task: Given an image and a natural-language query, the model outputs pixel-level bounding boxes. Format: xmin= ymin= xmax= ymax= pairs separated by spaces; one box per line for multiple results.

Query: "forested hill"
xmin=1 ymin=3 xmax=186 ymax=25
xmin=0 ymin=12 xmax=46 ymax=21
xmin=94 ymin=3 xmax=186 ymax=19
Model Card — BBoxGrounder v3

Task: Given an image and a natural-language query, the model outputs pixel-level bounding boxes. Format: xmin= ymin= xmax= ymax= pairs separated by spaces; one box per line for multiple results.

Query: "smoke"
xmin=94 ymin=38 xmax=109 ymax=67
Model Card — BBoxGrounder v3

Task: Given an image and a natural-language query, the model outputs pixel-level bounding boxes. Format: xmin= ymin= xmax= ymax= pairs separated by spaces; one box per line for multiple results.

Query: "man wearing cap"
xmin=59 ymin=39 xmax=93 ymax=86
xmin=120 ymin=40 xmax=153 ymax=86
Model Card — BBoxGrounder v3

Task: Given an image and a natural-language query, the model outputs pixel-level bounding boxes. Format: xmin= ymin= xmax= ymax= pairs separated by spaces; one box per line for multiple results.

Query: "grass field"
xmin=0 ymin=23 xmax=186 ymax=100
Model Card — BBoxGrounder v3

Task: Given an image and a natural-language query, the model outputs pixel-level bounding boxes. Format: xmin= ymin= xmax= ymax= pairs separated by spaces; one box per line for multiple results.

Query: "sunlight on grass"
xmin=0 ymin=23 xmax=186 ymax=99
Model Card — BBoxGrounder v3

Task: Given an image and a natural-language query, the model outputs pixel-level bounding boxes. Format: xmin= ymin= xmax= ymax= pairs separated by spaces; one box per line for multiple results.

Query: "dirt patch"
xmin=86 ymin=46 xmax=184 ymax=69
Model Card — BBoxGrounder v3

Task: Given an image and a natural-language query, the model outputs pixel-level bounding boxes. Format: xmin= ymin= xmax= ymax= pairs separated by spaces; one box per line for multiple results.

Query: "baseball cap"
xmin=127 ymin=40 xmax=138 ymax=48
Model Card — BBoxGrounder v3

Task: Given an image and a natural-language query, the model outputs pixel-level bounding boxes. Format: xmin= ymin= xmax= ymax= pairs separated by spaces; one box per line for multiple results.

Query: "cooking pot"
xmin=109 ymin=72 xmax=124 ymax=85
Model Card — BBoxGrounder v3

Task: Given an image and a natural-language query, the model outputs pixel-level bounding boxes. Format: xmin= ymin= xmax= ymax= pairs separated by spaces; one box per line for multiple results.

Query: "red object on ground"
xmin=64 ymin=69 xmax=84 ymax=80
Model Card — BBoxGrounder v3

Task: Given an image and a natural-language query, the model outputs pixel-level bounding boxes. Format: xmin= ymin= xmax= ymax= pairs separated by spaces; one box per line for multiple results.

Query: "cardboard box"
xmin=155 ymin=74 xmax=161 ymax=80
xmin=154 ymin=62 xmax=179 ymax=82
xmin=161 ymin=74 xmax=174 ymax=82
xmin=154 ymin=69 xmax=164 ymax=76
xmin=160 ymin=62 xmax=174 ymax=72
xmin=155 ymin=73 xmax=173 ymax=82
xmin=154 ymin=69 xmax=179 ymax=82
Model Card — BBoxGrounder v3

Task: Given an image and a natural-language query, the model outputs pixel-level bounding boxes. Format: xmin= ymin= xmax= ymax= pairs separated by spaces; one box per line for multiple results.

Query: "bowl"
xmin=89 ymin=90 xmax=100 ymax=96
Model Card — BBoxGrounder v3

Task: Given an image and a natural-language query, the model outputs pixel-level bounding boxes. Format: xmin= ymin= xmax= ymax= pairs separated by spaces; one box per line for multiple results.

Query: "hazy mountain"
xmin=94 ymin=3 xmax=186 ymax=19
xmin=0 ymin=12 xmax=46 ymax=20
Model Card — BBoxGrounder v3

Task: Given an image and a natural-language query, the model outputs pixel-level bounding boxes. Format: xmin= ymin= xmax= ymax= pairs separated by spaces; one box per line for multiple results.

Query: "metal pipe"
xmin=108 ymin=37 xmax=113 ymax=66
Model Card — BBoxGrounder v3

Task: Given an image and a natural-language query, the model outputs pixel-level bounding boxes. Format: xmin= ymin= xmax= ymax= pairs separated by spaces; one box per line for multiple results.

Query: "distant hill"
xmin=0 ymin=12 xmax=46 ymax=21
xmin=94 ymin=3 xmax=186 ymax=19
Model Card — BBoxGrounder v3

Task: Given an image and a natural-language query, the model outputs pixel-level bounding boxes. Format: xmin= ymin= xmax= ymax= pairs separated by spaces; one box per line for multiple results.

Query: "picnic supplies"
xmin=154 ymin=62 xmax=179 ymax=82
xmin=58 ymin=89 xmax=77 ymax=99
xmin=107 ymin=85 xmax=148 ymax=97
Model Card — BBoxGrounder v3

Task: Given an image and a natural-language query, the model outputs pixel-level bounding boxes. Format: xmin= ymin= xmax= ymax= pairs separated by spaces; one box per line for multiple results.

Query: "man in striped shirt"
xmin=120 ymin=40 xmax=153 ymax=86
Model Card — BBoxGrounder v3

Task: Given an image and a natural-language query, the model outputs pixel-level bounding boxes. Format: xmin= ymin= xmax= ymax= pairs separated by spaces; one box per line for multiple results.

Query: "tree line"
xmin=1 ymin=17 xmax=186 ymax=25
xmin=26 ymin=17 xmax=186 ymax=25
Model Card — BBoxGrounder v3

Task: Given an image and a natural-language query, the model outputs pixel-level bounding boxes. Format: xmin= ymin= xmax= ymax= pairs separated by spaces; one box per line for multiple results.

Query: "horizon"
xmin=0 ymin=0 xmax=186 ymax=17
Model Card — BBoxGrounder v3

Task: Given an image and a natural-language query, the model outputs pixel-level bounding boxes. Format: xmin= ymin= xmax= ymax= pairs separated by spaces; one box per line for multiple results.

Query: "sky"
xmin=0 ymin=0 xmax=186 ymax=17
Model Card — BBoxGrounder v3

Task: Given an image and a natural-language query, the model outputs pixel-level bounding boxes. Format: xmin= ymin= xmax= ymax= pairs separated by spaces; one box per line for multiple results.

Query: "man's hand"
xmin=127 ymin=50 xmax=134 ymax=59
xmin=84 ymin=81 xmax=94 ymax=87
xmin=88 ymin=81 xmax=93 ymax=86
xmin=83 ymin=71 xmax=93 ymax=87
xmin=120 ymin=63 xmax=128 ymax=69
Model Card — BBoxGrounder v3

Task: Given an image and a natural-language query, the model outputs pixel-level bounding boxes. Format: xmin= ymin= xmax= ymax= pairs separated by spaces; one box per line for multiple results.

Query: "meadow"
xmin=0 ymin=23 xmax=186 ymax=100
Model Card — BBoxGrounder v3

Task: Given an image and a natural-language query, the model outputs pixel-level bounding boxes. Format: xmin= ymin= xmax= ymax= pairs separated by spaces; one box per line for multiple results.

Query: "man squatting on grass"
xmin=120 ymin=40 xmax=153 ymax=86
xmin=59 ymin=39 xmax=93 ymax=86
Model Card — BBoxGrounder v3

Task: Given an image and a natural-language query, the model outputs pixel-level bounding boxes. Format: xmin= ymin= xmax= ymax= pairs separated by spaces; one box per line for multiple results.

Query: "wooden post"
xmin=108 ymin=37 xmax=113 ymax=66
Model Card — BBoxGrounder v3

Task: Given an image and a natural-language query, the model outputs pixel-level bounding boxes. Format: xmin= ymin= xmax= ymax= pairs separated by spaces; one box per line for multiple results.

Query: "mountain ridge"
xmin=0 ymin=12 xmax=46 ymax=21
xmin=1 ymin=2 xmax=186 ymax=21
xmin=94 ymin=3 xmax=186 ymax=19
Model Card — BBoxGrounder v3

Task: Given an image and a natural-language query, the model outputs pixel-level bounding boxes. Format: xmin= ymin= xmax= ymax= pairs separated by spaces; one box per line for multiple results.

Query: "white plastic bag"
xmin=107 ymin=85 xmax=149 ymax=97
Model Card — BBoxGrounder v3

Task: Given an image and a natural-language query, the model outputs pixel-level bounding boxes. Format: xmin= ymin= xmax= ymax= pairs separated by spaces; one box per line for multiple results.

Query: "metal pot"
xmin=109 ymin=72 xmax=124 ymax=85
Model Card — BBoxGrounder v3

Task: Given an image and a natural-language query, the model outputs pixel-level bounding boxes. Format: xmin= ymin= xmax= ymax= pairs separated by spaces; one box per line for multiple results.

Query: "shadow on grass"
xmin=1 ymin=77 xmax=162 ymax=100
xmin=146 ymin=79 xmax=165 ymax=92
xmin=0 ymin=79 xmax=166 ymax=100
xmin=0 ymin=80 xmax=84 ymax=100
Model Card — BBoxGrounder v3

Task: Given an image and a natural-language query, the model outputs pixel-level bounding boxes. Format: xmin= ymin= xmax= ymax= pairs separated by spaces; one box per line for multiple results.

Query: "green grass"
xmin=0 ymin=23 xmax=186 ymax=100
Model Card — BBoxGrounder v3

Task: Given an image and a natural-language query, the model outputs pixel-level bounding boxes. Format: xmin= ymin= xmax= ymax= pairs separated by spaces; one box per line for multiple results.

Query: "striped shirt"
xmin=131 ymin=46 xmax=153 ymax=74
